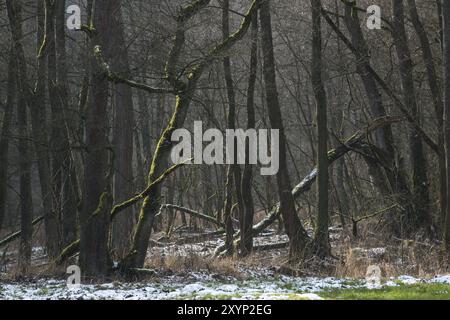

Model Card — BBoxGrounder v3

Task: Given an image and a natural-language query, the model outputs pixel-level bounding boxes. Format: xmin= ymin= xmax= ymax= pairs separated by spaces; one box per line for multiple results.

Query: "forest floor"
xmin=1 ymin=226 xmax=450 ymax=300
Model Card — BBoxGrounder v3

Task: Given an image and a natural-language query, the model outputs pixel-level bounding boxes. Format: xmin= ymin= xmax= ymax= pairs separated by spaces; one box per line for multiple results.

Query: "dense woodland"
xmin=1 ymin=0 xmax=450 ymax=283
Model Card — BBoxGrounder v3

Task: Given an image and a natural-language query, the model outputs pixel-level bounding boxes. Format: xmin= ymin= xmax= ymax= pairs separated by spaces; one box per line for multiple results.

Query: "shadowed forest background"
xmin=1 ymin=0 xmax=450 ymax=289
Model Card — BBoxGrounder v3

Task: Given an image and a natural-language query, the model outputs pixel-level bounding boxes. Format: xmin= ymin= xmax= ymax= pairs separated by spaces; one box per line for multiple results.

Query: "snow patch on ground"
xmin=2 ymin=273 xmax=449 ymax=300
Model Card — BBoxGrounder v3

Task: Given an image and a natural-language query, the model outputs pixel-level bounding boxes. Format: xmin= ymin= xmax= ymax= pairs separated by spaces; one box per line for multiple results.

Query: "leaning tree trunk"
xmin=310 ymin=0 xmax=330 ymax=257
xmin=260 ymin=0 xmax=310 ymax=259
xmin=407 ymin=0 xmax=446 ymax=231
xmin=343 ymin=1 xmax=410 ymax=235
xmin=392 ymin=0 xmax=431 ymax=234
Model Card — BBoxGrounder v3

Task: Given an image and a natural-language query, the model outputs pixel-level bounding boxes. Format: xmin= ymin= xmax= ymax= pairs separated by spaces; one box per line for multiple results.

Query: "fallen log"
xmin=162 ymin=204 xmax=224 ymax=229
xmin=214 ymin=117 xmax=401 ymax=256
xmin=175 ymin=230 xmax=225 ymax=244
xmin=253 ymin=241 xmax=289 ymax=251
xmin=0 ymin=215 xmax=44 ymax=249
xmin=55 ymin=239 xmax=80 ymax=265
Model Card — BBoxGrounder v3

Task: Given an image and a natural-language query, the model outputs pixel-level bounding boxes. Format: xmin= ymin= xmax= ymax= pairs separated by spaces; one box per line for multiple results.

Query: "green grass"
xmin=321 ymin=283 xmax=450 ymax=300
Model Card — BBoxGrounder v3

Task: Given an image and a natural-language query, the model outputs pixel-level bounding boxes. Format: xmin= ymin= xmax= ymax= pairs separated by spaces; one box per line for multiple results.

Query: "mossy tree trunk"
xmin=121 ymin=0 xmax=263 ymax=269
xmin=55 ymin=0 xmax=78 ymax=249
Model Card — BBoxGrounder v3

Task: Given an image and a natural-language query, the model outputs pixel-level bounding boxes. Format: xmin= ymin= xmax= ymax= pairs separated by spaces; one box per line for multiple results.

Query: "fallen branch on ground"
xmin=110 ymin=160 xmax=190 ymax=221
xmin=0 ymin=216 xmax=44 ymax=249
xmin=253 ymin=242 xmax=289 ymax=251
xmin=162 ymin=204 xmax=225 ymax=228
xmin=55 ymin=239 xmax=80 ymax=265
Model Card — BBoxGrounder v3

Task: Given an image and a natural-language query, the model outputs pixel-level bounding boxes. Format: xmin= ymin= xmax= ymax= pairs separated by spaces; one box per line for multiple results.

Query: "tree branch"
xmin=162 ymin=204 xmax=225 ymax=228
xmin=110 ymin=160 xmax=191 ymax=221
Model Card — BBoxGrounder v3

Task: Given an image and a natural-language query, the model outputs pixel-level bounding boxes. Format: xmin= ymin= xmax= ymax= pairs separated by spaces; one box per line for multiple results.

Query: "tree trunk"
xmin=7 ymin=0 xmax=60 ymax=259
xmin=407 ymin=0 xmax=445 ymax=232
xmin=443 ymin=0 xmax=450 ymax=256
xmin=37 ymin=0 xmax=61 ymax=258
xmin=0 ymin=49 xmax=16 ymax=231
xmin=79 ymin=0 xmax=113 ymax=279
xmin=240 ymin=11 xmax=258 ymax=256
xmin=343 ymin=1 xmax=410 ymax=236
xmin=17 ymin=92 xmax=33 ymax=275
xmin=260 ymin=1 xmax=310 ymax=259
xmin=54 ymin=0 xmax=78 ymax=248
xmin=110 ymin=0 xmax=135 ymax=258
xmin=223 ymin=167 xmax=235 ymax=255
xmin=46 ymin=0 xmax=66 ymax=256
xmin=221 ymin=0 xmax=242 ymax=256
xmin=311 ymin=0 xmax=330 ymax=257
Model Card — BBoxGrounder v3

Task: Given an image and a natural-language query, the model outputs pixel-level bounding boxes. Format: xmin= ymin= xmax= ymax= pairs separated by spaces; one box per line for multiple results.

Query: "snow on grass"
xmin=3 ymin=272 xmax=450 ymax=300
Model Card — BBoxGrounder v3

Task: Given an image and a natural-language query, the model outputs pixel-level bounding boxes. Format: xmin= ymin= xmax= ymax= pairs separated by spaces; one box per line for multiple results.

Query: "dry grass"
xmin=2 ymin=218 xmax=450 ymax=281
xmin=331 ymin=220 xmax=449 ymax=278
xmin=144 ymin=253 xmax=245 ymax=278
